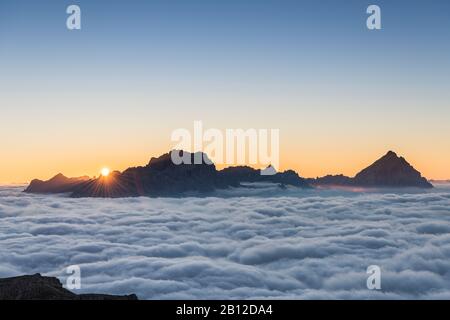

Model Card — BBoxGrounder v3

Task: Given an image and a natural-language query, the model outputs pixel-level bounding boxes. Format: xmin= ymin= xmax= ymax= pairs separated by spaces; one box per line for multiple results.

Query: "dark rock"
xmin=308 ymin=151 xmax=433 ymax=188
xmin=71 ymin=150 xmax=219 ymax=197
xmin=354 ymin=151 xmax=433 ymax=188
xmin=307 ymin=174 xmax=354 ymax=186
xmin=218 ymin=166 xmax=310 ymax=188
xmin=24 ymin=173 xmax=90 ymax=194
xmin=24 ymin=150 xmax=431 ymax=196
xmin=0 ymin=274 xmax=138 ymax=300
xmin=26 ymin=150 xmax=310 ymax=198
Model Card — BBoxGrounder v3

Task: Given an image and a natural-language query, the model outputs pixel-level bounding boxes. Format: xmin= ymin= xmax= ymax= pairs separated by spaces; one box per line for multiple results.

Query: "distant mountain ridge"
xmin=25 ymin=150 xmax=310 ymax=197
xmin=308 ymin=151 xmax=433 ymax=188
xmin=25 ymin=174 xmax=90 ymax=194
xmin=25 ymin=150 xmax=433 ymax=197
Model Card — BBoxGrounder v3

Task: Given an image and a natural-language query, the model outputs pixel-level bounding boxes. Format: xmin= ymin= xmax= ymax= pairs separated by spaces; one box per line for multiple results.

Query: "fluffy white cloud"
xmin=1 ymin=184 xmax=450 ymax=299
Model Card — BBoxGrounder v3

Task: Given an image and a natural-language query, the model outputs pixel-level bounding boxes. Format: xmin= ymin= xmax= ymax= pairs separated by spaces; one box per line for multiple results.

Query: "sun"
xmin=101 ymin=167 xmax=110 ymax=177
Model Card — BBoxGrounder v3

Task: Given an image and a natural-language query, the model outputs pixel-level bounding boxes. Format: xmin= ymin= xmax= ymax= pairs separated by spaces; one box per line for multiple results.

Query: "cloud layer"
xmin=1 ymin=184 xmax=450 ymax=299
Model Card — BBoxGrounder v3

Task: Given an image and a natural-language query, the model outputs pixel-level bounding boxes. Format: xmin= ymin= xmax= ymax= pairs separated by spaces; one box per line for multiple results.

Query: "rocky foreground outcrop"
xmin=309 ymin=151 xmax=433 ymax=188
xmin=0 ymin=274 xmax=138 ymax=300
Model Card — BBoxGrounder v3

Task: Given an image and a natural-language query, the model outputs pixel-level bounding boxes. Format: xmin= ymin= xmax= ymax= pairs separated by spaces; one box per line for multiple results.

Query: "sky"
xmin=1 ymin=0 xmax=450 ymax=183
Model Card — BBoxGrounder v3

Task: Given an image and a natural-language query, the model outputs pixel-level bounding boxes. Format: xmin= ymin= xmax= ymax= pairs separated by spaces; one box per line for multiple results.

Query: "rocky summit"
xmin=310 ymin=151 xmax=433 ymax=188
xmin=353 ymin=151 xmax=432 ymax=188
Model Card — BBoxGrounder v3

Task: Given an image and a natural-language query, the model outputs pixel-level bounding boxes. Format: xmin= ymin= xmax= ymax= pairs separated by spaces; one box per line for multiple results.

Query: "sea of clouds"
xmin=0 ymin=183 xmax=450 ymax=299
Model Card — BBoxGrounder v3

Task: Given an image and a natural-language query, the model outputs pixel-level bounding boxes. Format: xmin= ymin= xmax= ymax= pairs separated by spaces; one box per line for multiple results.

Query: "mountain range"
xmin=24 ymin=150 xmax=433 ymax=197
xmin=307 ymin=151 xmax=433 ymax=188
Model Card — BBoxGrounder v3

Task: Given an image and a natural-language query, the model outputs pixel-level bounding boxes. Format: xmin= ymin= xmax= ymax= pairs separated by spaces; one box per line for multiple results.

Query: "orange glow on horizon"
xmin=1 ymin=146 xmax=450 ymax=184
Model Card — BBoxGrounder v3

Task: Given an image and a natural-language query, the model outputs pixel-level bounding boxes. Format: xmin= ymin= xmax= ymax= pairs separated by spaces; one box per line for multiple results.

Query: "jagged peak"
xmin=52 ymin=173 xmax=66 ymax=179
xmin=354 ymin=150 xmax=432 ymax=188
xmin=386 ymin=150 xmax=397 ymax=157
xmin=260 ymin=165 xmax=277 ymax=176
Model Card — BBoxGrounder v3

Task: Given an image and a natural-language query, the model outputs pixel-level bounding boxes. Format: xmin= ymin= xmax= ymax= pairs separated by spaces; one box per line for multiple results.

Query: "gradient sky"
xmin=1 ymin=0 xmax=450 ymax=183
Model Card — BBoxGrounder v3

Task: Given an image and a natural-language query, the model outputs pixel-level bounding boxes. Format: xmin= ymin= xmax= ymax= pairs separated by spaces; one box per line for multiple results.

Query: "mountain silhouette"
xmin=310 ymin=151 xmax=433 ymax=188
xmin=25 ymin=150 xmax=433 ymax=197
xmin=24 ymin=173 xmax=90 ymax=194
xmin=353 ymin=151 xmax=432 ymax=188
xmin=70 ymin=151 xmax=220 ymax=197
xmin=219 ymin=166 xmax=308 ymax=187
xmin=25 ymin=150 xmax=310 ymax=197
xmin=306 ymin=174 xmax=353 ymax=187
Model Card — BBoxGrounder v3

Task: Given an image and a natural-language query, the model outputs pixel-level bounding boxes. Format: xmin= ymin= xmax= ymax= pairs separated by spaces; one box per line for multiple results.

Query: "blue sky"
xmin=1 ymin=0 xmax=450 ymax=182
